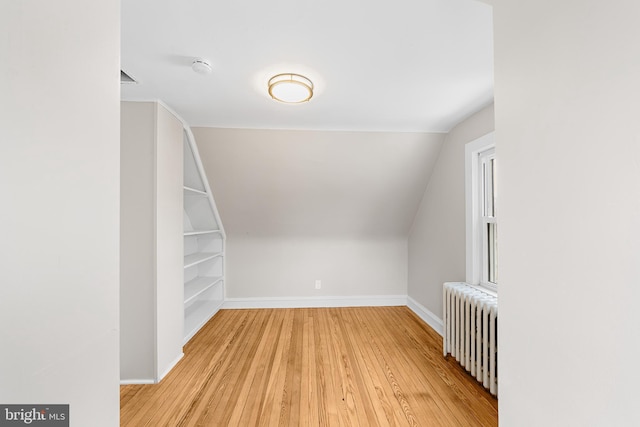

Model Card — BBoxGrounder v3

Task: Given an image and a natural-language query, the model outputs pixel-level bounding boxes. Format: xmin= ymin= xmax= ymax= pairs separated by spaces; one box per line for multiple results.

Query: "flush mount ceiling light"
xmin=268 ymin=73 xmax=313 ymax=103
xmin=192 ymin=58 xmax=212 ymax=74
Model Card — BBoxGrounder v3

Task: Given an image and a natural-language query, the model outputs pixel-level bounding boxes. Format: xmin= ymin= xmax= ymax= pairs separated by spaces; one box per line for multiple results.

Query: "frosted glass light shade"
xmin=268 ymin=73 xmax=313 ymax=103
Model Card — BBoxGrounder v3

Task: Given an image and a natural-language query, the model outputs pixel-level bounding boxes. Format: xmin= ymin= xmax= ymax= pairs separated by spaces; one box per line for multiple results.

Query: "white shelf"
xmin=183 ymin=229 xmax=222 ymax=236
xmin=183 ymin=186 xmax=207 ymax=197
xmin=183 ymin=252 xmax=222 ymax=269
xmin=184 ymin=299 xmax=223 ymax=343
xmin=184 ymin=276 xmax=223 ymax=305
xmin=183 ymin=135 xmax=225 ymax=345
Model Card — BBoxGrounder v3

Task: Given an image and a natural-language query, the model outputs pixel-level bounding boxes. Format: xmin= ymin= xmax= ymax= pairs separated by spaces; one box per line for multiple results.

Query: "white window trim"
xmin=465 ymin=132 xmax=497 ymax=294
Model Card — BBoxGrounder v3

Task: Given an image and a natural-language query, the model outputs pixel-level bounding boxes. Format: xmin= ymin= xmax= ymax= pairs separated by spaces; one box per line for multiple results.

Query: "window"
xmin=479 ymin=148 xmax=497 ymax=286
xmin=465 ymin=133 xmax=497 ymax=292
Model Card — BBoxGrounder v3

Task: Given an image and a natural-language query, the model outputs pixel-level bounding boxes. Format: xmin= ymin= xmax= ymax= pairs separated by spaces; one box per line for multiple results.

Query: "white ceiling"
xmin=121 ymin=0 xmax=493 ymax=132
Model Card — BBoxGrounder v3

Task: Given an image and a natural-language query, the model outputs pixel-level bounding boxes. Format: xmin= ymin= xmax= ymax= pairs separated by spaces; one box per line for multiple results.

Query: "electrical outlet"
xmin=315 ymin=280 xmax=322 ymax=289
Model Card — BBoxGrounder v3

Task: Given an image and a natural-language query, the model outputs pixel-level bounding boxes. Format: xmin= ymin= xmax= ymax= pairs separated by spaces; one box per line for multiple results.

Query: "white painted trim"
xmin=465 ymin=132 xmax=495 ymax=286
xmin=157 ymin=352 xmax=184 ymax=383
xmin=407 ymin=296 xmax=444 ymax=336
xmin=223 ymin=295 xmax=408 ymax=309
xmin=120 ymin=379 xmax=156 ymax=385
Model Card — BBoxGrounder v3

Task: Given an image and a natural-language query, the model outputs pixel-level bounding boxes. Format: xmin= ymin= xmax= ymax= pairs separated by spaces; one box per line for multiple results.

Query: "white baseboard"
xmin=223 ymin=295 xmax=408 ymax=309
xmin=407 ymin=296 xmax=443 ymax=337
xmin=120 ymin=379 xmax=155 ymax=385
xmin=157 ymin=352 xmax=184 ymax=383
xmin=120 ymin=352 xmax=184 ymax=385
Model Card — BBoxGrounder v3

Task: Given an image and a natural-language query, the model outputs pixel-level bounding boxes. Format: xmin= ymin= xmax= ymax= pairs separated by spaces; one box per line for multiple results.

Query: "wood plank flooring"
xmin=121 ymin=307 xmax=498 ymax=426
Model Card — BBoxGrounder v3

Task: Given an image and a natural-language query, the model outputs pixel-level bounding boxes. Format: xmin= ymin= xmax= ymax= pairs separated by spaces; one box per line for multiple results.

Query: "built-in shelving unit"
xmin=183 ymin=130 xmax=226 ymax=344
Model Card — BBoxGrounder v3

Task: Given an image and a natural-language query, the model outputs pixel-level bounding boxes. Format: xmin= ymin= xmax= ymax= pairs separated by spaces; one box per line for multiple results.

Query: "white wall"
xmin=227 ymin=236 xmax=407 ymax=299
xmin=489 ymin=0 xmax=640 ymax=425
xmin=154 ymin=104 xmax=185 ymax=379
xmin=120 ymin=102 xmax=184 ymax=382
xmin=0 ymin=1 xmax=120 ymax=426
xmin=120 ymin=103 xmax=156 ymax=381
xmin=408 ymin=105 xmax=494 ymax=319
xmin=193 ymin=128 xmax=444 ymax=300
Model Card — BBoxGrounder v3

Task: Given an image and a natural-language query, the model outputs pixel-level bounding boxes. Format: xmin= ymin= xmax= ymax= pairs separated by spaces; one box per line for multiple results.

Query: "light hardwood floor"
xmin=121 ymin=307 xmax=498 ymax=426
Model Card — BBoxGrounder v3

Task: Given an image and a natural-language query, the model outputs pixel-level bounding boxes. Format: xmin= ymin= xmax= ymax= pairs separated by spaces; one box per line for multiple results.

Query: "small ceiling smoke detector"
xmin=192 ymin=59 xmax=212 ymax=74
xmin=268 ymin=73 xmax=313 ymax=103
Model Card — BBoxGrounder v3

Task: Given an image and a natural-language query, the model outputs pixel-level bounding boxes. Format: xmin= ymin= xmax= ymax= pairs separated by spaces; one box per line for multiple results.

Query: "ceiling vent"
xmin=120 ymin=70 xmax=137 ymax=84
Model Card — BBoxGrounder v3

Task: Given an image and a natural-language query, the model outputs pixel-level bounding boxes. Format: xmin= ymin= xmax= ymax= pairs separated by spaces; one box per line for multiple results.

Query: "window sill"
xmin=466 ymin=283 xmax=498 ymax=298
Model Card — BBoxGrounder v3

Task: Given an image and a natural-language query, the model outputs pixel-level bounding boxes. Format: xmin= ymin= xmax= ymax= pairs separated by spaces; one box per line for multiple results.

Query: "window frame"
xmin=465 ymin=132 xmax=497 ymax=293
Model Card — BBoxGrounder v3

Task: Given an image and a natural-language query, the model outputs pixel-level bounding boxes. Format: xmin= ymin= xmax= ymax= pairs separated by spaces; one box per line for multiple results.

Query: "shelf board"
xmin=183 ymin=252 xmax=223 ymax=269
xmin=183 ymin=186 xmax=207 ymax=197
xmin=183 ymin=229 xmax=222 ymax=236
xmin=184 ymin=276 xmax=223 ymax=305
xmin=184 ymin=299 xmax=223 ymax=344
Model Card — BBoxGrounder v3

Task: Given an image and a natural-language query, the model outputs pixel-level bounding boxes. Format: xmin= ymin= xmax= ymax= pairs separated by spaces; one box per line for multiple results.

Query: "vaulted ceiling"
xmin=193 ymin=128 xmax=445 ymax=237
xmin=121 ymin=0 xmax=493 ymax=132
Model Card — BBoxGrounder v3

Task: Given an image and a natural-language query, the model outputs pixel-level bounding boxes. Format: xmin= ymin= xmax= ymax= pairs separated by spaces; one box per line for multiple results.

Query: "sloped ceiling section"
xmin=193 ymin=128 xmax=445 ymax=238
